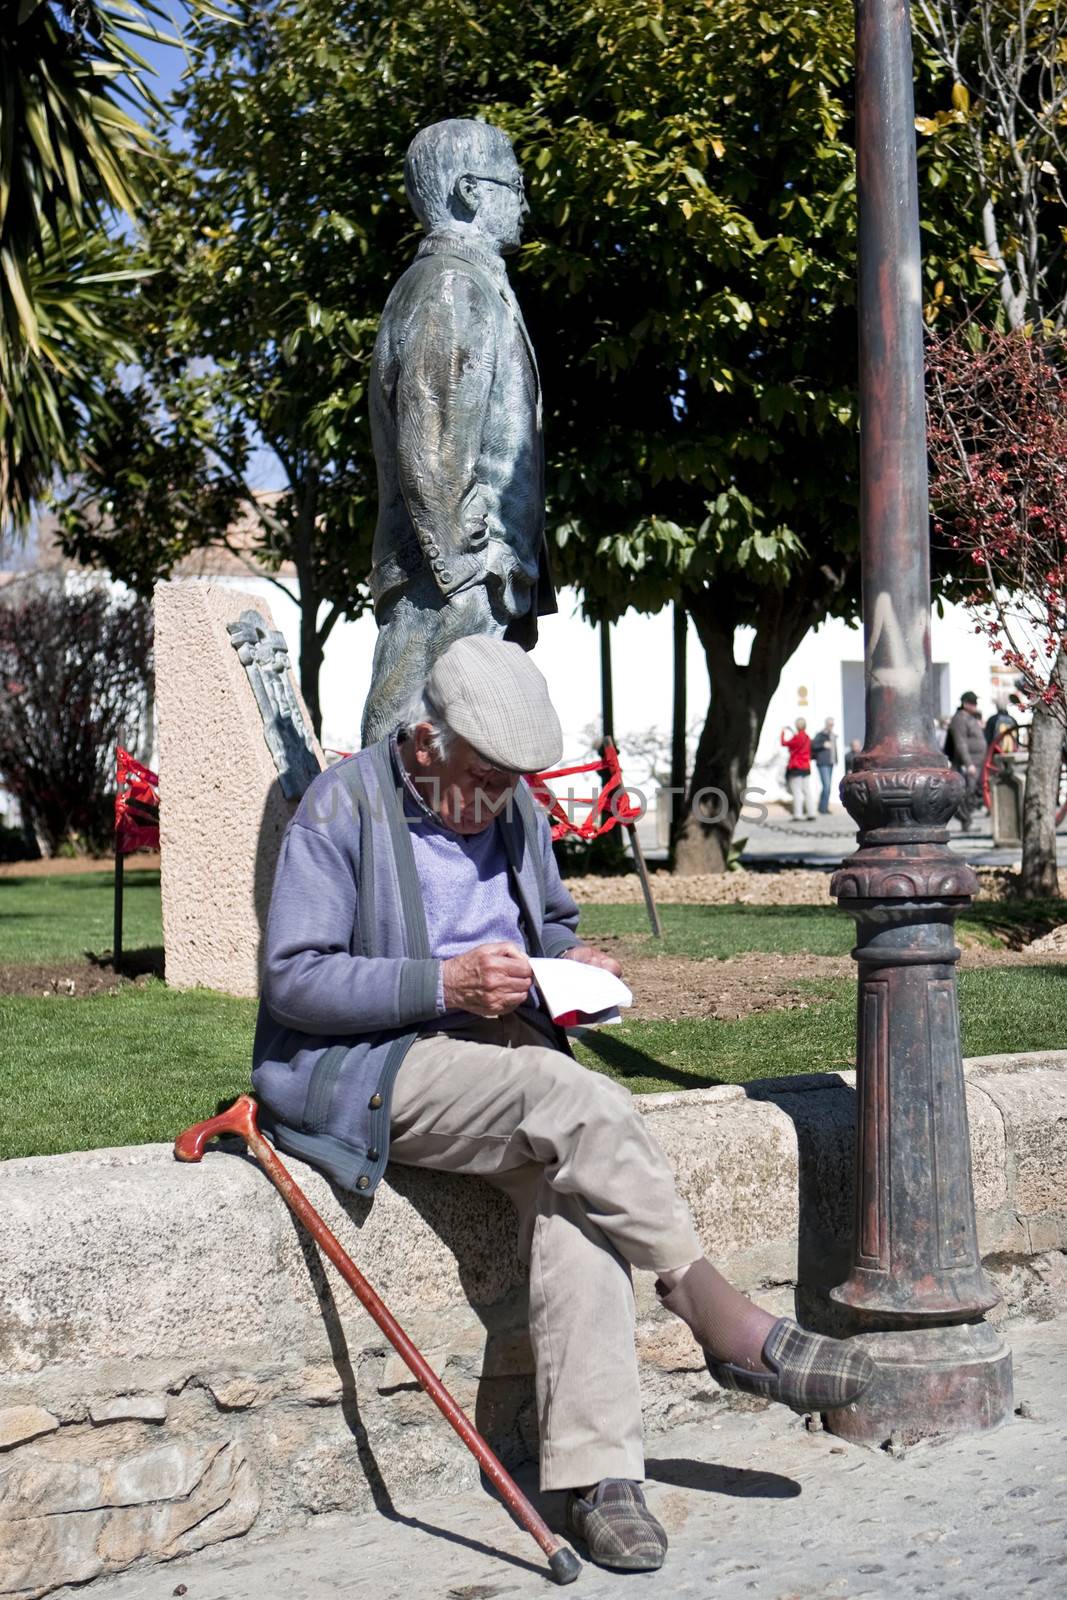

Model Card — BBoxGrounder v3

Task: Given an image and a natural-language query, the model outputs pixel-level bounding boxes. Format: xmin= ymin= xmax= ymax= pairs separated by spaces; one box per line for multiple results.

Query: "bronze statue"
xmin=361 ymin=118 xmax=557 ymax=747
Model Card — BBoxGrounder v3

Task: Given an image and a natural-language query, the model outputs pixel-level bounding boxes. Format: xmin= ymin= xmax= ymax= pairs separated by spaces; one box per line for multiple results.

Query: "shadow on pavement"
xmin=645 ymin=1456 xmax=801 ymax=1499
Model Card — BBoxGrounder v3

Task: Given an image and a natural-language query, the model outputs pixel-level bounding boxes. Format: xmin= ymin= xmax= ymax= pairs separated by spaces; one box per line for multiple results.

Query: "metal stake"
xmin=826 ymin=0 xmax=1013 ymax=1443
xmin=113 ymin=848 xmax=124 ymax=974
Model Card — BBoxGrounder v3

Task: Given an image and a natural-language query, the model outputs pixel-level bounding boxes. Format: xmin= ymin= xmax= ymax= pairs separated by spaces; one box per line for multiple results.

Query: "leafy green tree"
xmin=508 ymin=0 xmax=864 ymax=870
xmin=0 ymin=0 xmax=195 ymax=533
xmin=58 ymin=5 xmax=390 ymax=735
xmin=59 ymin=0 xmax=980 ymax=859
xmin=62 ymin=0 xmax=866 ymax=824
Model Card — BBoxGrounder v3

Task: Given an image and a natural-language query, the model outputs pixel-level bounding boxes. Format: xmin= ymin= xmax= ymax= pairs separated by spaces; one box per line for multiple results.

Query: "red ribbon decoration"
xmin=527 ymin=740 xmax=641 ymax=842
xmin=115 ymin=747 xmax=160 ymax=855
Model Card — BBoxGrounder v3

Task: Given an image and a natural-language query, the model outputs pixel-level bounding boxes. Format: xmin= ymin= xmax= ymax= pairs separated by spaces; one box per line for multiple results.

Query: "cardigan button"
xmin=357 ymin=1175 xmax=370 ymax=1191
xmin=369 ymin=1093 xmax=382 ymax=1109
xmin=367 ymin=1147 xmax=380 ymax=1162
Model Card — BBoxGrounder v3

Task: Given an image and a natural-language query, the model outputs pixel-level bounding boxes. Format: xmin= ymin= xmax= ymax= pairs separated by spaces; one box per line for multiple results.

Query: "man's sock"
xmin=655 ymin=1258 xmax=777 ymax=1374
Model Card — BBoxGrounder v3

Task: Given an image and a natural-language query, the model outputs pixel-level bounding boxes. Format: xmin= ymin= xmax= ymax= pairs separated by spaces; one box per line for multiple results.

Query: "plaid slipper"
xmin=705 ymin=1317 xmax=876 ymax=1412
xmin=565 ymin=1480 xmax=667 ymax=1572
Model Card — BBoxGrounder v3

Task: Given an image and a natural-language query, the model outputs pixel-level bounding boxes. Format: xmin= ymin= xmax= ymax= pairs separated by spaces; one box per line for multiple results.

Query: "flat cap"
xmin=426 ymin=636 xmax=563 ymax=773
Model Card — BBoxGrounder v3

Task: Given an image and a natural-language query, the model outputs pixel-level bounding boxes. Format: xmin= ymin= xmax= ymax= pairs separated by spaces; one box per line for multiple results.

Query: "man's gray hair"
xmin=399 ymin=692 xmax=456 ymax=760
xmin=404 ymin=118 xmax=516 ymax=231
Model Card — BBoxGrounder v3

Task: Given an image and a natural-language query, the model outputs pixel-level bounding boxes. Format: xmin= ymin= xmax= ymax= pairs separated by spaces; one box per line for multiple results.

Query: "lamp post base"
xmin=824 ymin=1321 xmax=1014 ymax=1446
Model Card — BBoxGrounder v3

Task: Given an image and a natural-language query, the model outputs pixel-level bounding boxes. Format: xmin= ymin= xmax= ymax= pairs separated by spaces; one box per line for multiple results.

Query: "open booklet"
xmin=529 ymin=956 xmax=633 ymax=1029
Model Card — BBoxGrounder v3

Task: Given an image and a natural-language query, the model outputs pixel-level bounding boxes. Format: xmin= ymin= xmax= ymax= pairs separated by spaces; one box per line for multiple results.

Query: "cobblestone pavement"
xmin=73 ymin=1316 xmax=1066 ymax=1600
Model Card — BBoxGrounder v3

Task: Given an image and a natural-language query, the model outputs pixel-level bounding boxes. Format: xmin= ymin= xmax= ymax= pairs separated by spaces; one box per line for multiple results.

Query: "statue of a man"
xmin=360 ymin=118 xmax=557 ymax=747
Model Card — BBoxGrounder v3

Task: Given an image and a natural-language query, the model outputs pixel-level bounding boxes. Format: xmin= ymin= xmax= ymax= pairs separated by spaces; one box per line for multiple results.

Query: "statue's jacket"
xmin=252 ymin=738 xmax=581 ymax=1194
xmin=368 ymin=228 xmax=557 ymax=642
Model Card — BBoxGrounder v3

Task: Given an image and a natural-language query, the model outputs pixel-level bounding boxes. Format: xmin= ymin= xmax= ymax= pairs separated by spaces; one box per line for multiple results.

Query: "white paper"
xmin=529 ymin=957 xmax=632 ymax=1028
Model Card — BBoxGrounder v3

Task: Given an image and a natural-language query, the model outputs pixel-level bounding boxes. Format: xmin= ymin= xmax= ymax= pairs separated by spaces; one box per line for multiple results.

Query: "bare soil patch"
xmin=603 ymin=940 xmax=1067 ymax=1022
xmin=566 ymin=865 xmax=1021 ymax=906
xmin=0 ymin=950 xmax=163 ymax=999
xmin=621 ymin=950 xmax=850 ymax=1022
xmin=0 ymin=853 xmax=160 ymax=879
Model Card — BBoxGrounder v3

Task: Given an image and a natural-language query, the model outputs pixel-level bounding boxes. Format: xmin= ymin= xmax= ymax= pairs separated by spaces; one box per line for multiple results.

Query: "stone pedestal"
xmin=990 ymin=757 xmax=1025 ymax=847
xmin=154 ymin=582 xmax=324 ymax=998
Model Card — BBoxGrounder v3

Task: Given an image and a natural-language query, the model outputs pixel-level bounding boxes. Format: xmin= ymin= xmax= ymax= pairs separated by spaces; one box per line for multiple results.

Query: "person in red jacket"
xmin=781 ymin=719 xmax=815 ymax=819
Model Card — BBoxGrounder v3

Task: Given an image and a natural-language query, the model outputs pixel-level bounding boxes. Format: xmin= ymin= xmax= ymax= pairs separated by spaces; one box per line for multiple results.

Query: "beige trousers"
xmin=388 ymin=1015 xmax=703 ymax=1490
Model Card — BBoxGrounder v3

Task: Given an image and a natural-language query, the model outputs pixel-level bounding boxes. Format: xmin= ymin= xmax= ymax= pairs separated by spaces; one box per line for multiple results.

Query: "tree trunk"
xmin=298 ymin=598 xmax=325 ymax=740
xmin=292 ymin=467 xmax=324 ymax=739
xmin=670 ymin=602 xmax=687 ymax=846
xmin=600 ymin=619 xmax=614 ymax=742
xmin=1020 ymin=650 xmax=1065 ymax=898
xmin=674 ymin=586 xmax=822 ymax=874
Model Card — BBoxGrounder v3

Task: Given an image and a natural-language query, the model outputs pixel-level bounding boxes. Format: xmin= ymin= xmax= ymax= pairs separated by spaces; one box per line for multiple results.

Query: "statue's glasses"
xmin=464 ymin=171 xmax=526 ymax=200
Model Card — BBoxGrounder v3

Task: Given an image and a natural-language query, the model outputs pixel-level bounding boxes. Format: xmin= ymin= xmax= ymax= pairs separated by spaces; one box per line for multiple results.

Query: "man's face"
xmin=409 ymin=727 xmax=520 ymax=834
xmin=460 ymin=158 xmax=529 ymax=254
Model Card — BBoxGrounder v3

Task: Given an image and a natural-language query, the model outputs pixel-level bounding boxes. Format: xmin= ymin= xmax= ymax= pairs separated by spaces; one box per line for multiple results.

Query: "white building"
xmin=0 ymin=518 xmax=1009 ymax=839
xmin=208 ymin=571 xmax=1008 ymax=816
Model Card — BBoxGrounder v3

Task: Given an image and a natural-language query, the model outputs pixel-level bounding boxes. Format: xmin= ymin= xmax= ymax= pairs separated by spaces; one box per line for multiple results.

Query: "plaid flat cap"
xmin=426 ymin=635 xmax=563 ymax=773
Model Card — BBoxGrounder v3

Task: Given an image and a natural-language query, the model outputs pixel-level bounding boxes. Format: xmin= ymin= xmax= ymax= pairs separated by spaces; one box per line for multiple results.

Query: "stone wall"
xmin=2 ymin=1052 xmax=1066 ymax=1599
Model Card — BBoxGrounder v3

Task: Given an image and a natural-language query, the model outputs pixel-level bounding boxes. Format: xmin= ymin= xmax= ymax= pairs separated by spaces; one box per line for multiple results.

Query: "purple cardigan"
xmin=252 ymin=737 xmax=581 ymax=1195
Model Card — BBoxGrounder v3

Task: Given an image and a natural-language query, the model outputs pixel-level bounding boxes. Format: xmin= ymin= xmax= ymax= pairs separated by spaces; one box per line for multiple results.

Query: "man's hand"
xmin=563 ymin=944 xmax=623 ymax=978
xmin=442 ymin=941 xmax=533 ymax=1017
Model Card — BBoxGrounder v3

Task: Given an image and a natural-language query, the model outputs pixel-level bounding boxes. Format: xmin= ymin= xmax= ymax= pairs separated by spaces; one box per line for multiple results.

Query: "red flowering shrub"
xmin=926 ymin=328 xmax=1067 ymax=721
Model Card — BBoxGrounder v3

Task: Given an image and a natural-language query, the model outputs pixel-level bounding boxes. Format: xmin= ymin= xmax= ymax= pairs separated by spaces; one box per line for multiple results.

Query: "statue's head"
xmin=404 ymin=118 xmax=528 ymax=255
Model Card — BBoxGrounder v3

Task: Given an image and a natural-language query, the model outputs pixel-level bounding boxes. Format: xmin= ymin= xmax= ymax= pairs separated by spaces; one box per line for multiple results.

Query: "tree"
xmin=515 ymin=0 xmax=864 ymax=871
xmin=58 ymin=0 xmax=982 ymax=834
xmin=915 ymin=0 xmax=1067 ymax=331
xmin=927 ymin=327 xmax=1066 ymax=894
xmin=915 ymin=0 xmax=1067 ymax=892
xmin=0 ymin=576 xmax=153 ymax=854
xmin=60 ymin=0 xmax=870 ymax=829
xmin=57 ymin=4 xmax=390 ymax=735
xmin=0 ymin=1 xmax=191 ymax=533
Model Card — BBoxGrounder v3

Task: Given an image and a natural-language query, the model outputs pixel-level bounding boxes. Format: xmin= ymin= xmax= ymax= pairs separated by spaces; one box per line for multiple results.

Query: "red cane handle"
xmin=174 ymin=1094 xmax=260 ymax=1162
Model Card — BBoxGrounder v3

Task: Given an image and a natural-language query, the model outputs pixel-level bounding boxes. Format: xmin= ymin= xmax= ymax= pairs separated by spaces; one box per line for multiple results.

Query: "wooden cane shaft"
xmin=177 ymin=1099 xmax=562 ymax=1563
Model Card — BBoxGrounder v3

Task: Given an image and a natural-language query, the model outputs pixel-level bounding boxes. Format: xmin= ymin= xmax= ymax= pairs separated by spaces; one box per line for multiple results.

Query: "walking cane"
xmin=174 ymin=1095 xmax=581 ymax=1585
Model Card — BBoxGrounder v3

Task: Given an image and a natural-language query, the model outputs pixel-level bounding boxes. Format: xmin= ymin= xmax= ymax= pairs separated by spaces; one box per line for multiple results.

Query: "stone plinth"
xmin=2 ymin=1052 xmax=1065 ymax=1598
xmin=154 ymin=582 xmax=324 ymax=997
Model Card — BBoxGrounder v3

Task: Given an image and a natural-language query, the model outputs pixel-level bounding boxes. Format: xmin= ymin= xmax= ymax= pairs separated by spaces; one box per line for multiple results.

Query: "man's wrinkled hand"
xmin=563 ymin=944 xmax=623 ymax=978
xmin=442 ymin=941 xmax=533 ymax=1017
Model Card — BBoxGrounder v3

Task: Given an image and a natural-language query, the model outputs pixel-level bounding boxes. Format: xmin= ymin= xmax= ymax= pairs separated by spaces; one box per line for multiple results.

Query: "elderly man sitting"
xmin=253 ymin=635 xmax=875 ymax=1573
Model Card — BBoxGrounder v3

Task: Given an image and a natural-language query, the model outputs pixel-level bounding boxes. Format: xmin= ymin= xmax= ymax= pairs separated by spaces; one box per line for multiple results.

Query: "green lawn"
xmin=0 ymin=983 xmax=255 ymax=1159
xmin=575 ymin=965 xmax=1067 ymax=1092
xmin=3 ymin=964 xmax=1065 ymax=1160
xmin=2 ymin=870 xmax=1065 ymax=1161
xmin=577 ymin=898 xmax=1067 ymax=957
xmin=0 ymin=869 xmax=162 ymax=963
xmin=3 ymin=871 xmax=1065 ymax=965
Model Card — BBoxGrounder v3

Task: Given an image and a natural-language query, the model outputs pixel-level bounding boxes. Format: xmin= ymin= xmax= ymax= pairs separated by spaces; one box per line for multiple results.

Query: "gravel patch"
xmin=565 ymin=865 xmax=1022 ymax=905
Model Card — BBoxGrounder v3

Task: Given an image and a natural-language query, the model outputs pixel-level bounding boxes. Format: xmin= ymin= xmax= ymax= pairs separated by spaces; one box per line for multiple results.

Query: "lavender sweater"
xmin=252 ymin=737 xmax=581 ymax=1194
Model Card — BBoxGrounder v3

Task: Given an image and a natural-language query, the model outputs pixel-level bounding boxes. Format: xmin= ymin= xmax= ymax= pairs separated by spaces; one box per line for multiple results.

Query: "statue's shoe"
xmin=705 ymin=1318 xmax=877 ymax=1413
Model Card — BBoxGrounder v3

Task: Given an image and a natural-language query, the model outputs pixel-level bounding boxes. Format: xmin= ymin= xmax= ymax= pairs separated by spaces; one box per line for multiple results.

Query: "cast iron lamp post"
xmin=826 ymin=0 xmax=1013 ymax=1443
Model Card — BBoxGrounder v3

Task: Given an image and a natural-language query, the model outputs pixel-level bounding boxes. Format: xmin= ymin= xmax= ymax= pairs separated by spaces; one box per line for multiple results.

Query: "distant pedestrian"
xmin=945 ymin=691 xmax=987 ymax=832
xmin=781 ymin=719 xmax=815 ymax=819
xmin=844 ymin=738 xmax=863 ymax=774
xmin=810 ymin=717 xmax=839 ymax=814
xmin=984 ymin=696 xmax=1017 ymax=752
